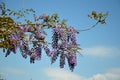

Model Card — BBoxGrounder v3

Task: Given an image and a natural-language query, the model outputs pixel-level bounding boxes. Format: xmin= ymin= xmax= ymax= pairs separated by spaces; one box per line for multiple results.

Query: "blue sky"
xmin=0 ymin=0 xmax=120 ymax=80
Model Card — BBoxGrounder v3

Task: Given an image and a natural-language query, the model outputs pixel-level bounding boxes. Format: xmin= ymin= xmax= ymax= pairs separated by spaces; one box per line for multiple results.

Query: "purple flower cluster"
xmin=20 ymin=40 xmax=42 ymax=63
xmin=51 ymin=50 xmax=59 ymax=64
xmin=44 ymin=46 xmax=51 ymax=56
xmin=51 ymin=24 xmax=80 ymax=71
xmin=66 ymin=53 xmax=77 ymax=72
xmin=18 ymin=24 xmax=45 ymax=63
xmin=60 ymin=53 xmax=66 ymax=68
xmin=5 ymin=32 xmax=21 ymax=57
xmin=30 ymin=46 xmax=42 ymax=63
xmin=1 ymin=14 xmax=80 ymax=71
xmin=20 ymin=39 xmax=42 ymax=63
xmin=52 ymin=31 xmax=59 ymax=49
xmin=20 ymin=35 xmax=30 ymax=58
xmin=2 ymin=23 xmax=47 ymax=63
xmin=52 ymin=25 xmax=64 ymax=49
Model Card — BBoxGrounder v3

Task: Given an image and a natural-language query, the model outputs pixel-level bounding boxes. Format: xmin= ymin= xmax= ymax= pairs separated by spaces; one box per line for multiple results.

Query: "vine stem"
xmin=79 ymin=14 xmax=108 ymax=32
xmin=79 ymin=21 xmax=99 ymax=32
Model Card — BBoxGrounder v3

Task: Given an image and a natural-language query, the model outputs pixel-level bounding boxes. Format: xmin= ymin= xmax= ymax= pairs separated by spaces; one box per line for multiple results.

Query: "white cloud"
xmin=44 ymin=68 xmax=82 ymax=80
xmin=44 ymin=68 xmax=120 ymax=80
xmin=86 ymin=68 xmax=120 ymax=80
xmin=86 ymin=73 xmax=120 ymax=80
xmin=0 ymin=67 xmax=26 ymax=75
xmin=81 ymin=46 xmax=120 ymax=57
xmin=107 ymin=68 xmax=120 ymax=74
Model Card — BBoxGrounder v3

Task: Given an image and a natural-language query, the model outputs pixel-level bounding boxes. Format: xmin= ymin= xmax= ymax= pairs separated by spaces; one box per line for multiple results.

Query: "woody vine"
xmin=0 ymin=2 xmax=108 ymax=71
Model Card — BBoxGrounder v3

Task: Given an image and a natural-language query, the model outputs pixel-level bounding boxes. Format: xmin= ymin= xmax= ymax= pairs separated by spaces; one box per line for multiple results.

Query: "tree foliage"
xmin=0 ymin=2 xmax=108 ymax=71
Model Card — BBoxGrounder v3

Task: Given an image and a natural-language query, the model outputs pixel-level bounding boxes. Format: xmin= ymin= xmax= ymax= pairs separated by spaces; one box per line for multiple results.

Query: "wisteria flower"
xmin=51 ymin=50 xmax=60 ymax=64
xmin=44 ymin=46 xmax=51 ymax=56
xmin=66 ymin=53 xmax=77 ymax=71
xmin=60 ymin=53 xmax=66 ymax=68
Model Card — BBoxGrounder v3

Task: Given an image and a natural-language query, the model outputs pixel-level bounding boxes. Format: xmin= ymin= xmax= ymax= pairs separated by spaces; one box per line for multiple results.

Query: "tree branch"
xmin=79 ymin=21 xmax=99 ymax=32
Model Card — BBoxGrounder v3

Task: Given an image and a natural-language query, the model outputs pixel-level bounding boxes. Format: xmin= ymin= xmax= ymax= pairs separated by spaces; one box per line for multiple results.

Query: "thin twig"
xmin=79 ymin=21 xmax=99 ymax=32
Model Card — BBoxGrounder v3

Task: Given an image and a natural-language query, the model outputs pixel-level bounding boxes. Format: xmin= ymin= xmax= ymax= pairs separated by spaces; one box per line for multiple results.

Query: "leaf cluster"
xmin=88 ymin=11 xmax=108 ymax=24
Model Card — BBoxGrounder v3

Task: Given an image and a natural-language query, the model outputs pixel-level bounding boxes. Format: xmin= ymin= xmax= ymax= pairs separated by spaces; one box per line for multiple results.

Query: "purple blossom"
xmin=26 ymin=50 xmax=32 ymax=56
xmin=34 ymin=29 xmax=45 ymax=41
xmin=34 ymin=47 xmax=42 ymax=60
xmin=30 ymin=47 xmax=42 ymax=63
xmin=8 ymin=32 xmax=21 ymax=53
xmin=20 ymin=35 xmax=30 ymax=58
xmin=71 ymin=34 xmax=77 ymax=45
xmin=51 ymin=50 xmax=60 ymax=64
xmin=52 ymin=31 xmax=58 ymax=49
xmin=54 ymin=26 xmax=63 ymax=35
xmin=67 ymin=27 xmax=78 ymax=45
xmin=44 ymin=46 xmax=51 ymax=56
xmin=59 ymin=42 xmax=67 ymax=50
xmin=61 ymin=34 xmax=68 ymax=47
xmin=20 ymin=43 xmax=30 ymax=58
xmin=60 ymin=53 xmax=66 ymax=68
xmin=66 ymin=53 xmax=77 ymax=71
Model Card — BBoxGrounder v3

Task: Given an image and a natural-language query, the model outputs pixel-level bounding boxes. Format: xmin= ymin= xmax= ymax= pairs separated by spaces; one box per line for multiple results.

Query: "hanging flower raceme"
xmin=4 ymin=34 xmax=21 ymax=57
xmin=17 ymin=24 xmax=47 ymax=63
xmin=44 ymin=46 xmax=51 ymax=56
xmin=51 ymin=24 xmax=80 ymax=71
xmin=8 ymin=32 xmax=19 ymax=53
xmin=30 ymin=46 xmax=42 ymax=63
xmin=51 ymin=49 xmax=60 ymax=64
xmin=20 ymin=35 xmax=30 ymax=59
xmin=60 ymin=53 xmax=66 ymax=68
xmin=66 ymin=53 xmax=77 ymax=72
